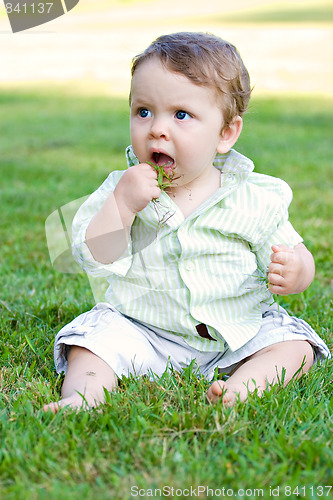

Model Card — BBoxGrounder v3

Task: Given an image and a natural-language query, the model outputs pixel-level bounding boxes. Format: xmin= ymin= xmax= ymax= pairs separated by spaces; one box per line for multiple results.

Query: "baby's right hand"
xmin=114 ymin=163 xmax=161 ymax=215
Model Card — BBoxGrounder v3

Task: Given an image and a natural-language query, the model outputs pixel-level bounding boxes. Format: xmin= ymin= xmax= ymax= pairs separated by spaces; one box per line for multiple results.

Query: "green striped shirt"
xmin=72 ymin=147 xmax=302 ymax=352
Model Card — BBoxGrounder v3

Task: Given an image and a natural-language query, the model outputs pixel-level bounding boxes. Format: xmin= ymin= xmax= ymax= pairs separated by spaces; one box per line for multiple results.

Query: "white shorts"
xmin=54 ymin=302 xmax=330 ymax=381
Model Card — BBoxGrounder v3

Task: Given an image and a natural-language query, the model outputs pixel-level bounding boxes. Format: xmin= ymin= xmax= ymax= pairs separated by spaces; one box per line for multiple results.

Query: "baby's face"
xmin=130 ymin=57 xmax=227 ymax=188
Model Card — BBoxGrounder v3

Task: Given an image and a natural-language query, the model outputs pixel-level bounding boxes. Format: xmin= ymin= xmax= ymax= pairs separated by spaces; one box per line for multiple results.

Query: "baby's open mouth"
xmin=152 ymin=152 xmax=175 ymax=175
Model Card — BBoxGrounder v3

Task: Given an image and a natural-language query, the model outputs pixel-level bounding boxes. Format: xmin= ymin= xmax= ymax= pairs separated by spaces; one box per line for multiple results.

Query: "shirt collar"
xmin=124 ymin=145 xmax=255 ymax=224
xmin=125 ymin=145 xmax=140 ymax=167
xmin=213 ymin=149 xmax=254 ymax=176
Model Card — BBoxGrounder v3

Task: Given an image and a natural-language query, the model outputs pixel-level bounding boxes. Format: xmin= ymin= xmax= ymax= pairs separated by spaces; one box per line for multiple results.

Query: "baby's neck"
xmin=166 ymin=168 xmax=221 ymax=218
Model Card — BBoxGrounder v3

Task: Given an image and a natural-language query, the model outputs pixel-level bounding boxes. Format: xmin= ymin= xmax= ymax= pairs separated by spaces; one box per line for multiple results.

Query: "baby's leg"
xmin=43 ymin=346 xmax=117 ymax=413
xmin=207 ymin=340 xmax=314 ymax=406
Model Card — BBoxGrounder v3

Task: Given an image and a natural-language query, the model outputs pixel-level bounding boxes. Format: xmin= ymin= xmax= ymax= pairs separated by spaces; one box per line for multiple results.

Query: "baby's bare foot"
xmin=43 ymin=392 xmax=102 ymax=413
xmin=207 ymin=380 xmax=243 ymax=406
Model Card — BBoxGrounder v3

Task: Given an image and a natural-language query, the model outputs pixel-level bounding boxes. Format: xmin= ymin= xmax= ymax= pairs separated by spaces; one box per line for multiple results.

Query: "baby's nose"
xmin=149 ymin=117 xmax=169 ymax=139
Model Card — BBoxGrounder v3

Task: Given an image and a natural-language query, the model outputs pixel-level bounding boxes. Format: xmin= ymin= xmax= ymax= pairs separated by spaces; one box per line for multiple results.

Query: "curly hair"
xmin=131 ymin=32 xmax=252 ymax=127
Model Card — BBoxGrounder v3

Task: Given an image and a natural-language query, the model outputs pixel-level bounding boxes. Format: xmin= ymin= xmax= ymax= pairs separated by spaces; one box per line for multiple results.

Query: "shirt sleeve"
xmin=250 ymin=176 xmax=303 ymax=275
xmin=71 ymin=170 xmax=133 ymax=278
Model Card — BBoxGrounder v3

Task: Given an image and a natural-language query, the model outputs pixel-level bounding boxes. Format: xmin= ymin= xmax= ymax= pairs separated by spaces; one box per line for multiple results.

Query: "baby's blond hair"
xmin=131 ymin=32 xmax=251 ymax=127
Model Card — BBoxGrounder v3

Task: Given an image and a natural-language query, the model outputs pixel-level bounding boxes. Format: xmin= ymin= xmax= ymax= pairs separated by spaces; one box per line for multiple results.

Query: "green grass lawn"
xmin=0 ymin=89 xmax=332 ymax=499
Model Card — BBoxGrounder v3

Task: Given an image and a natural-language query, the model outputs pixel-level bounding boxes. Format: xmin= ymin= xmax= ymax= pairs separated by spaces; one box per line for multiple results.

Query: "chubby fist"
xmin=114 ymin=163 xmax=161 ymax=215
xmin=268 ymin=243 xmax=314 ymax=295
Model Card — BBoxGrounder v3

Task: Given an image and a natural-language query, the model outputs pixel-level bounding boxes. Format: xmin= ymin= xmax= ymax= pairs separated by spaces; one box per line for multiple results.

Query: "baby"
xmin=44 ymin=32 xmax=330 ymax=412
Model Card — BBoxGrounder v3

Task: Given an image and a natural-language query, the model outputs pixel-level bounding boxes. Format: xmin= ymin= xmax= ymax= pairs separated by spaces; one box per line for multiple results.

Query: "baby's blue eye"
xmin=175 ymin=110 xmax=190 ymax=121
xmin=139 ymin=108 xmax=151 ymax=118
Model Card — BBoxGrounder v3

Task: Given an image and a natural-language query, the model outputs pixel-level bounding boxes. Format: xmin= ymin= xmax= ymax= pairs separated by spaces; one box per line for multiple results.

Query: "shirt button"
xmin=186 ymin=262 xmax=194 ymax=271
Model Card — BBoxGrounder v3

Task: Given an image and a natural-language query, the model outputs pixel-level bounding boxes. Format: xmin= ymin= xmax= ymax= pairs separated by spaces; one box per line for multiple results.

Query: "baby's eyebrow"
xmin=131 ymin=102 xmax=149 ymax=111
xmin=130 ymin=96 xmax=145 ymax=105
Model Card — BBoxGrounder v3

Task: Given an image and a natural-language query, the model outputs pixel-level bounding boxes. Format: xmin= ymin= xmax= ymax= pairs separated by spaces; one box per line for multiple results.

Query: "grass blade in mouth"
xmin=147 ymin=161 xmax=179 ymax=190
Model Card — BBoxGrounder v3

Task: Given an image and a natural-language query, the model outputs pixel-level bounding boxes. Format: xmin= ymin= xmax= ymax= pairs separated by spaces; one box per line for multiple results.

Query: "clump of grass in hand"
xmin=147 ymin=160 xmax=180 ymax=190
xmin=147 ymin=161 xmax=180 ymax=232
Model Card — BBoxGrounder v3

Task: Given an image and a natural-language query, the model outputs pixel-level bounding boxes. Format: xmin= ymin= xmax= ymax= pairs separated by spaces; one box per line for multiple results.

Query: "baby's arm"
xmin=85 ymin=163 xmax=161 ymax=264
xmin=267 ymin=243 xmax=315 ymax=295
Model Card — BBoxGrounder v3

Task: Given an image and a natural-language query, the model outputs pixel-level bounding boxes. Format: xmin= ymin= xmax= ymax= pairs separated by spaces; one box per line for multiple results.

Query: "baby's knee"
xmin=274 ymin=339 xmax=314 ymax=374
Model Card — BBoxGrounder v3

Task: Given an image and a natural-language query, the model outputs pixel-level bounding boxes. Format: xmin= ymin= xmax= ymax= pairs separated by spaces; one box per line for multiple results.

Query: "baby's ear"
xmin=217 ymin=116 xmax=243 ymax=154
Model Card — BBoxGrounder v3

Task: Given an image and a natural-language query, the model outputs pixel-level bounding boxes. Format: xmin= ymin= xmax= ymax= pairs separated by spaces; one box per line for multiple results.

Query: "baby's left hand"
xmin=268 ymin=244 xmax=306 ymax=295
